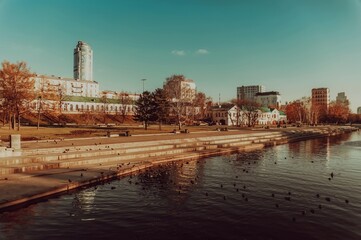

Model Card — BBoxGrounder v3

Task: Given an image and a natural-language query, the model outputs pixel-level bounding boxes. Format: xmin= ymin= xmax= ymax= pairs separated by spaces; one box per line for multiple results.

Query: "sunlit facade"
xmin=33 ymin=75 xmax=99 ymax=98
xmin=312 ymin=88 xmax=330 ymax=110
xmin=254 ymin=91 xmax=281 ymax=108
xmin=74 ymin=41 xmax=93 ymax=81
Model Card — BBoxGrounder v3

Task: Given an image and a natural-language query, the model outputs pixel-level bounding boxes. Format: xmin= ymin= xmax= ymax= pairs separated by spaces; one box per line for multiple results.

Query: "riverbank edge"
xmin=0 ymin=127 xmax=357 ymax=212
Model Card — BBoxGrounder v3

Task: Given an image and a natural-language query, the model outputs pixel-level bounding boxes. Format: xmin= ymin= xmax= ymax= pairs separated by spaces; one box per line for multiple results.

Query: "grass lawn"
xmin=0 ymin=124 xmax=244 ymax=142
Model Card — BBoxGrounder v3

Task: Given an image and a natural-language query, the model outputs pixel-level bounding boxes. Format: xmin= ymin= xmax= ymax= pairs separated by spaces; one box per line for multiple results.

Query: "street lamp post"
xmin=141 ymin=79 xmax=146 ymax=93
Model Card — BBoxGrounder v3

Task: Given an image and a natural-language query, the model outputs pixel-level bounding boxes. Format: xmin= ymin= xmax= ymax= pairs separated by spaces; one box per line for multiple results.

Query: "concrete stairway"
xmin=0 ymin=132 xmax=285 ymax=175
xmin=0 ymin=127 xmax=350 ymax=176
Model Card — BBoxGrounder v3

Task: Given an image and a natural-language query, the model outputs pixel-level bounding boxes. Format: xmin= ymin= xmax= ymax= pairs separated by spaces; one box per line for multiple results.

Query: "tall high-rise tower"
xmin=73 ymin=41 xmax=93 ymax=81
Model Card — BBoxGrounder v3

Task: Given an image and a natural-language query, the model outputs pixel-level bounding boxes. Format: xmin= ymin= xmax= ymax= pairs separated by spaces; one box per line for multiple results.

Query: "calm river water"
xmin=0 ymin=132 xmax=360 ymax=240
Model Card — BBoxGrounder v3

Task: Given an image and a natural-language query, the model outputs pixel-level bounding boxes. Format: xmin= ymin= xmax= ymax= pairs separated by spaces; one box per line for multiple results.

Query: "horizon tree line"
xmin=1 ymin=60 xmax=360 ymax=131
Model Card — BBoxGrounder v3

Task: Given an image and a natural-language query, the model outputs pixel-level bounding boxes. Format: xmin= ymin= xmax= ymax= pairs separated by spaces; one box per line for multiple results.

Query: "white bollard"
xmin=10 ymin=134 xmax=21 ymax=150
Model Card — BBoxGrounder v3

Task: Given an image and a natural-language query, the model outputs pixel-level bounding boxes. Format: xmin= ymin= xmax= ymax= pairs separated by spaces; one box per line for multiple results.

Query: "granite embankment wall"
xmin=0 ymin=126 xmax=357 ymax=212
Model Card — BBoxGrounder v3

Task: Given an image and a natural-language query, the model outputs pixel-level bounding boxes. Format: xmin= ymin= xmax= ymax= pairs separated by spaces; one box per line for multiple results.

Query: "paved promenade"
xmin=19 ymin=129 xmax=256 ymax=149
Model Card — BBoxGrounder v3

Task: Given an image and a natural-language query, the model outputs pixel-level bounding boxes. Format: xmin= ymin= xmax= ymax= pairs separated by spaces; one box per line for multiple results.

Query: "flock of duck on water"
xmin=89 ymin=153 xmax=351 ymax=223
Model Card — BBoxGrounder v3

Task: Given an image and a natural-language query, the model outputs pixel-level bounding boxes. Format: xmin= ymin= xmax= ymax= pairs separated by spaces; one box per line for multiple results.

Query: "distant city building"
xmin=296 ymin=96 xmax=312 ymax=113
xmin=206 ymin=104 xmax=287 ymax=126
xmin=312 ymin=88 xmax=330 ymax=110
xmin=101 ymin=90 xmax=140 ymax=102
xmin=257 ymin=107 xmax=287 ymax=125
xmin=33 ymin=41 xmax=98 ymax=98
xmin=33 ymin=74 xmax=99 ymax=98
xmin=208 ymin=104 xmax=239 ymax=126
xmin=74 ymin=41 xmax=93 ymax=81
xmin=181 ymin=79 xmax=196 ymax=100
xmin=237 ymin=85 xmax=265 ymax=101
xmin=163 ymin=77 xmax=196 ymax=101
xmin=357 ymin=107 xmax=361 ymax=114
xmin=336 ymin=92 xmax=349 ymax=105
xmin=254 ymin=91 xmax=281 ymax=108
xmin=30 ymin=41 xmax=137 ymax=115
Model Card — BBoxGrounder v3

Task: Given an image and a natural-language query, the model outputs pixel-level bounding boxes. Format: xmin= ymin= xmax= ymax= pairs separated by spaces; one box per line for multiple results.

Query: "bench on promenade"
xmin=119 ymin=131 xmax=131 ymax=137
xmin=180 ymin=129 xmax=190 ymax=134
xmin=106 ymin=131 xmax=131 ymax=137
xmin=172 ymin=129 xmax=180 ymax=134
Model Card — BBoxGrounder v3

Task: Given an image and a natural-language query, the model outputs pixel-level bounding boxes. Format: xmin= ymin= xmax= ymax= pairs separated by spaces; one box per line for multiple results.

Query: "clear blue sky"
xmin=1 ymin=0 xmax=361 ymax=112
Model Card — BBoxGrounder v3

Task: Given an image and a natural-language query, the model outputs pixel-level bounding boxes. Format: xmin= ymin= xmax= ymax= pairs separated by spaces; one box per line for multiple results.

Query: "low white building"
xmin=100 ymin=90 xmax=140 ymax=102
xmin=208 ymin=104 xmax=239 ymax=126
xmin=31 ymin=99 xmax=135 ymax=115
xmin=207 ymin=105 xmax=287 ymax=126
xmin=31 ymin=77 xmax=140 ymax=115
xmin=257 ymin=107 xmax=287 ymax=125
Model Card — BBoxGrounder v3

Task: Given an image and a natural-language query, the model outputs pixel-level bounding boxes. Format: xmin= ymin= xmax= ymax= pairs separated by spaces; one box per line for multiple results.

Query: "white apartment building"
xmin=181 ymin=80 xmax=196 ymax=100
xmin=33 ymin=41 xmax=99 ymax=98
xmin=163 ymin=76 xmax=196 ymax=101
xmin=33 ymin=75 xmax=99 ymax=98
xmin=254 ymin=91 xmax=281 ymax=108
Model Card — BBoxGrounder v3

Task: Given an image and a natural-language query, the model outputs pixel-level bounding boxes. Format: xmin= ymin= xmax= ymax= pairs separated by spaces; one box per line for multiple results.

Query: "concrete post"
xmin=10 ymin=134 xmax=21 ymax=150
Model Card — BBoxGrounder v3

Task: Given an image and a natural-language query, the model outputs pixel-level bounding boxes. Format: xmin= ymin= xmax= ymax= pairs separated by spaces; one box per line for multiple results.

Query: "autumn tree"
xmin=285 ymin=101 xmax=308 ymax=124
xmin=310 ymin=105 xmax=322 ymax=125
xmin=134 ymin=91 xmax=156 ymax=130
xmin=327 ymin=101 xmax=350 ymax=124
xmin=191 ymin=91 xmax=209 ymax=121
xmin=230 ymin=99 xmax=243 ymax=126
xmin=163 ymin=74 xmax=194 ymax=130
xmin=0 ymin=61 xmax=35 ymax=130
xmin=100 ymin=95 xmax=110 ymax=123
xmin=348 ymin=114 xmax=361 ymax=124
xmin=57 ymin=84 xmax=67 ymax=113
xmin=34 ymin=76 xmax=51 ymax=129
xmin=242 ymin=101 xmax=260 ymax=127
xmin=232 ymin=99 xmax=260 ymax=127
xmin=152 ymin=88 xmax=170 ymax=130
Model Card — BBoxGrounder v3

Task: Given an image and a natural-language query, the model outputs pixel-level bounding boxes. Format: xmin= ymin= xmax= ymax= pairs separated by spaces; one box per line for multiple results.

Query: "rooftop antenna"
xmin=218 ymin=93 xmax=221 ymax=108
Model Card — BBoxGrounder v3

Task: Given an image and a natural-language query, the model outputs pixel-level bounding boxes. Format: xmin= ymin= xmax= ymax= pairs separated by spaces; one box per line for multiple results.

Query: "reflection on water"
xmin=0 ymin=132 xmax=360 ymax=240
xmin=344 ymin=140 xmax=361 ymax=147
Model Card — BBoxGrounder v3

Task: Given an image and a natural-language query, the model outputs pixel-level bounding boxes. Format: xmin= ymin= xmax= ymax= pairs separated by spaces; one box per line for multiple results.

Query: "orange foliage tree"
xmin=327 ymin=101 xmax=350 ymax=124
xmin=285 ymin=101 xmax=307 ymax=123
xmin=0 ymin=61 xmax=35 ymax=130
